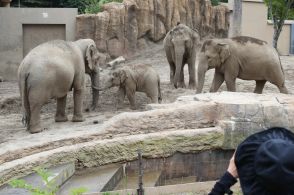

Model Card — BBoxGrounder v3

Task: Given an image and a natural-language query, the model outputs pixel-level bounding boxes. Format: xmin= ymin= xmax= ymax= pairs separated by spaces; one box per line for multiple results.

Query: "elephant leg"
xmin=165 ymin=48 xmax=175 ymax=84
xmin=126 ymin=89 xmax=136 ymax=110
xmin=278 ymin=84 xmax=288 ymax=94
xmin=116 ymin=87 xmax=126 ymax=109
xmin=29 ymin=103 xmax=43 ymax=133
xmin=188 ymin=56 xmax=196 ymax=89
xmin=210 ymin=72 xmax=224 ymax=92
xmin=72 ymin=88 xmax=84 ymax=122
xmin=178 ymin=66 xmax=186 ymax=88
xmin=169 ymin=63 xmax=175 ymax=84
xmin=147 ymin=88 xmax=159 ymax=104
xmin=55 ymin=95 xmax=68 ymax=122
xmin=225 ymin=75 xmax=236 ymax=92
xmin=254 ymin=80 xmax=266 ymax=94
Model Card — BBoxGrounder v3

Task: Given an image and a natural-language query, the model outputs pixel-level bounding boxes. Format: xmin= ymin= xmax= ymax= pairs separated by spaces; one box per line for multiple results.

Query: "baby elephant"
xmin=100 ymin=64 xmax=162 ymax=109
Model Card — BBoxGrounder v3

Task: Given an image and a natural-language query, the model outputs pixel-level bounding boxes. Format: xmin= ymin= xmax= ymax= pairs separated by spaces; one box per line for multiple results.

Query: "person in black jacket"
xmin=209 ymin=127 xmax=294 ymax=195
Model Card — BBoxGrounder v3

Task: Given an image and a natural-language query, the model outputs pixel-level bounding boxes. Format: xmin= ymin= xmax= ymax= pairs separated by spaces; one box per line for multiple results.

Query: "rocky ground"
xmin=1 ymin=42 xmax=294 ymax=194
xmin=1 ymin=42 xmax=294 ymax=143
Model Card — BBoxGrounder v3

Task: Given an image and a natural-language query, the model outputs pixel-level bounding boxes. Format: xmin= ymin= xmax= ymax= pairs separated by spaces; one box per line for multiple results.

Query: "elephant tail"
xmin=20 ymin=73 xmax=31 ymax=127
xmin=158 ymin=76 xmax=162 ymax=103
xmin=275 ymin=48 xmax=285 ymax=75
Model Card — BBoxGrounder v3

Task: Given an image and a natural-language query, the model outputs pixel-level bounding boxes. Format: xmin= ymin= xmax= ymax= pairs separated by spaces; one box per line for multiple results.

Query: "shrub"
xmin=85 ymin=0 xmax=123 ymax=13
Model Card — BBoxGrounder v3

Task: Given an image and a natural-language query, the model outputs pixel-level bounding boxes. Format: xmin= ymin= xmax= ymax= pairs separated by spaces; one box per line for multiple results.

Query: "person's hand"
xmin=227 ymin=152 xmax=238 ymax=178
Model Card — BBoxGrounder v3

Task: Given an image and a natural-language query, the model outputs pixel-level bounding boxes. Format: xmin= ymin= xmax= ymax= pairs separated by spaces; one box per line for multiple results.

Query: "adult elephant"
xmin=18 ymin=39 xmax=100 ymax=133
xmin=196 ymin=36 xmax=288 ymax=94
xmin=163 ymin=23 xmax=200 ymax=89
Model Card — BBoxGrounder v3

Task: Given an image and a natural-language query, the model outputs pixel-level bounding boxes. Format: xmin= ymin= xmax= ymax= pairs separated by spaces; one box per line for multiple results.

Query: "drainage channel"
xmin=0 ymin=150 xmax=234 ymax=195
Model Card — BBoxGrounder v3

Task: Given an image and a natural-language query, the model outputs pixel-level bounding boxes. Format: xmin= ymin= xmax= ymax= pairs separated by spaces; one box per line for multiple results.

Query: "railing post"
xmin=137 ymin=149 xmax=144 ymax=195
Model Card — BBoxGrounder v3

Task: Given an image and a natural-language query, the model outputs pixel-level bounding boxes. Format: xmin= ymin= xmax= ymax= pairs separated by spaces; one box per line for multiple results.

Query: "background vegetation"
xmin=11 ymin=0 xmax=123 ymax=13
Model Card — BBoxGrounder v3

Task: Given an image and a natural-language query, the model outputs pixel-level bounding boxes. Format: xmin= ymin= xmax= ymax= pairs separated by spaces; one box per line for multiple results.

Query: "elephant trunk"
xmin=196 ymin=61 xmax=208 ymax=93
xmin=97 ymin=73 xmax=114 ymax=91
xmin=90 ymin=70 xmax=100 ymax=110
xmin=173 ymin=47 xmax=185 ymax=88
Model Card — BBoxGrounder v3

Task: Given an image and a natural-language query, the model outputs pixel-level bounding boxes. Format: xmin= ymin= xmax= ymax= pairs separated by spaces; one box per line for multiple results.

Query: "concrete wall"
xmin=0 ymin=8 xmax=77 ymax=81
xmin=227 ymin=0 xmax=293 ymax=55
xmin=242 ymin=0 xmax=292 ymax=55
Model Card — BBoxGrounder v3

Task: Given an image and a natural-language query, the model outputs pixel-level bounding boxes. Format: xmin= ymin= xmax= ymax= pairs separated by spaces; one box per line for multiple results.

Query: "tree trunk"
xmin=232 ymin=0 xmax=242 ymax=36
xmin=269 ymin=0 xmax=291 ymax=50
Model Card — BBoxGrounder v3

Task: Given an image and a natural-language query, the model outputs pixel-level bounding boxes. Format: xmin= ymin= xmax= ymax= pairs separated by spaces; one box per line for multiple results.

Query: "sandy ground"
xmin=1 ymin=42 xmax=294 ymax=144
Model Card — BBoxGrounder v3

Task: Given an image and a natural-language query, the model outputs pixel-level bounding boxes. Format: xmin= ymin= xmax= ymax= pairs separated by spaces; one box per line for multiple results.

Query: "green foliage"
xmin=264 ymin=0 xmax=294 ymax=20
xmin=211 ymin=0 xmax=228 ymax=6
xmin=11 ymin=0 xmax=123 ymax=14
xmin=102 ymin=192 xmax=130 ymax=195
xmin=84 ymin=0 xmax=123 ymax=13
xmin=211 ymin=0 xmax=220 ymax=6
xmin=61 ymin=0 xmax=88 ymax=14
xmin=11 ymin=0 xmax=63 ymax=7
xmin=9 ymin=167 xmax=87 ymax=195
xmin=70 ymin=187 xmax=88 ymax=195
xmin=84 ymin=0 xmax=101 ymax=13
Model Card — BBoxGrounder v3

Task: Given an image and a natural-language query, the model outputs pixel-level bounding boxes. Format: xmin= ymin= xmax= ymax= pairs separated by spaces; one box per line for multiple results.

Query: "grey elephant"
xmin=197 ymin=36 xmax=288 ymax=94
xmin=18 ymin=39 xmax=100 ymax=133
xmin=163 ymin=23 xmax=200 ymax=89
xmin=99 ymin=64 xmax=162 ymax=109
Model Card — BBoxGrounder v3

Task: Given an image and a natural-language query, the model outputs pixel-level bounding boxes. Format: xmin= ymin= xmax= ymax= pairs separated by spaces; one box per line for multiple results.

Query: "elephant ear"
xmin=164 ymin=32 xmax=172 ymax=47
xmin=191 ymin=29 xmax=200 ymax=44
xmin=191 ymin=30 xmax=201 ymax=51
xmin=86 ymin=44 xmax=96 ymax=70
xmin=218 ymin=43 xmax=230 ymax=63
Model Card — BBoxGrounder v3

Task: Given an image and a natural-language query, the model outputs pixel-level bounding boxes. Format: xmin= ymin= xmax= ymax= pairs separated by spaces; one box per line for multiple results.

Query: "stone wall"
xmin=0 ymin=8 xmax=77 ymax=81
xmin=1 ymin=92 xmax=294 ymax=184
xmin=76 ymin=0 xmax=230 ymax=58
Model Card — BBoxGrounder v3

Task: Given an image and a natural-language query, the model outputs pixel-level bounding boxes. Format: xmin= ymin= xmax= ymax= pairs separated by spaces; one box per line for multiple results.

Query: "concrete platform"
xmin=0 ymin=162 xmax=75 ymax=195
xmin=58 ymin=164 xmax=122 ymax=195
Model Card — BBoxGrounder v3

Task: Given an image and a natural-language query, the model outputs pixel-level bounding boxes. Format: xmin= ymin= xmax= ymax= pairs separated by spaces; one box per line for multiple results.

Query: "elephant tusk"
xmin=91 ymin=85 xmax=101 ymax=90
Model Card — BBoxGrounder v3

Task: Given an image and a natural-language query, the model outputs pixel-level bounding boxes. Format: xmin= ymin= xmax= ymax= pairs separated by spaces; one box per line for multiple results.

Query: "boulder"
xmin=76 ymin=0 xmax=230 ymax=58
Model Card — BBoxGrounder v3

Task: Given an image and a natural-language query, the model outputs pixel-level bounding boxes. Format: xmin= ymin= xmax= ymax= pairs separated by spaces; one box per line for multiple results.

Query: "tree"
xmin=264 ymin=0 xmax=294 ymax=49
xmin=11 ymin=0 xmax=123 ymax=14
xmin=232 ymin=0 xmax=242 ymax=36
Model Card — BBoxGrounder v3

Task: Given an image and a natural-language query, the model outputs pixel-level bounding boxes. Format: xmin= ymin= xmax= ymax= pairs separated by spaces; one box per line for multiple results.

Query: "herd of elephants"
xmin=17 ymin=23 xmax=288 ymax=134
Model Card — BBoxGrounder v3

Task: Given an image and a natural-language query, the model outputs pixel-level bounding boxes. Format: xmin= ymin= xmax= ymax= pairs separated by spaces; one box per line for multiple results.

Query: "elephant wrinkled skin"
xmin=99 ymin=64 xmax=162 ymax=110
xmin=197 ymin=36 xmax=288 ymax=94
xmin=18 ymin=39 xmax=101 ymax=133
xmin=164 ymin=23 xmax=200 ymax=89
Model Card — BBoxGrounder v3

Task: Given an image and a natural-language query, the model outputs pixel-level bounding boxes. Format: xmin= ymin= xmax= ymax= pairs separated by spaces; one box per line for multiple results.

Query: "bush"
xmin=211 ymin=0 xmax=220 ymax=6
xmin=85 ymin=0 xmax=123 ymax=13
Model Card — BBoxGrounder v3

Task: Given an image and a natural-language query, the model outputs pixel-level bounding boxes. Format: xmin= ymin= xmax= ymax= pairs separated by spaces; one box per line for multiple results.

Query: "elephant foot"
xmin=188 ymin=83 xmax=196 ymax=90
xmin=130 ymin=105 xmax=137 ymax=110
xmin=116 ymin=104 xmax=124 ymax=109
xmin=28 ymin=124 xmax=43 ymax=134
xmin=72 ymin=114 xmax=84 ymax=122
xmin=55 ymin=115 xmax=68 ymax=122
xmin=178 ymin=82 xmax=186 ymax=88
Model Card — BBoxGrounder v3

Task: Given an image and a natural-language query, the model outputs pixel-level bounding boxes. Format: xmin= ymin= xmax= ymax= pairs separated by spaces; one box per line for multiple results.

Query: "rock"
xmin=108 ymin=38 xmax=124 ymax=58
xmin=0 ymin=76 xmax=3 ymax=82
xmin=1 ymin=92 xmax=294 ymax=184
xmin=76 ymin=0 xmax=230 ymax=58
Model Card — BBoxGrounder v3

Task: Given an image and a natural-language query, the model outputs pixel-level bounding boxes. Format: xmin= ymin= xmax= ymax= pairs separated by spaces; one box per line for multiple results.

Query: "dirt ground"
xmin=1 ymin=41 xmax=294 ymax=145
